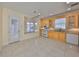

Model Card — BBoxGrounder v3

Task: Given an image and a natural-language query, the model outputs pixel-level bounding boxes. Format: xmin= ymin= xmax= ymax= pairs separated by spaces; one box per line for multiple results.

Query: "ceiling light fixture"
xmin=38 ymin=13 xmax=41 ymax=16
xmin=66 ymin=2 xmax=70 ymax=4
xmin=67 ymin=7 xmax=71 ymax=11
xmin=49 ymin=13 xmax=54 ymax=16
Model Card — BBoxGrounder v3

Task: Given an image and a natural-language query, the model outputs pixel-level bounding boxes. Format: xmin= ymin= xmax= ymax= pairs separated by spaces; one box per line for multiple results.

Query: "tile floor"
xmin=0 ymin=37 xmax=79 ymax=57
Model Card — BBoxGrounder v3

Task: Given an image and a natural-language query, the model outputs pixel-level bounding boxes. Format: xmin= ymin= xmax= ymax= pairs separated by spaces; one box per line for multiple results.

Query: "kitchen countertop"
xmin=67 ymin=28 xmax=79 ymax=35
xmin=40 ymin=28 xmax=79 ymax=34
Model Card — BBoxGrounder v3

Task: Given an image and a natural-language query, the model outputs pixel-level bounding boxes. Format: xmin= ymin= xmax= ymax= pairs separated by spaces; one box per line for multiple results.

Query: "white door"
xmin=9 ymin=16 xmax=20 ymax=43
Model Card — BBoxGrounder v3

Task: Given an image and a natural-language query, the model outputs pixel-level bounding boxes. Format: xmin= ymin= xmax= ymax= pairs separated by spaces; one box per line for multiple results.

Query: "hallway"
xmin=0 ymin=37 xmax=79 ymax=57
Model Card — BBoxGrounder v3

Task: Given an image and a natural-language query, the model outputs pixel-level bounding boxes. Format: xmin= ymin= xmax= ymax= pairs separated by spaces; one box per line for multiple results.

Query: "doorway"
xmin=8 ymin=16 xmax=20 ymax=44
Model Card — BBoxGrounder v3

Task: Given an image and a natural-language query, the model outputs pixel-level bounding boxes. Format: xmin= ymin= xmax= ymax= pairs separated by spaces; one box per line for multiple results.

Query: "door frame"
xmin=8 ymin=15 xmax=20 ymax=44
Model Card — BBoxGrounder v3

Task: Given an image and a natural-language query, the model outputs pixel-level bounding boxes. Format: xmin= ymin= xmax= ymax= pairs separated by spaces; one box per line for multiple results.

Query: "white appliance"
xmin=66 ymin=33 xmax=79 ymax=45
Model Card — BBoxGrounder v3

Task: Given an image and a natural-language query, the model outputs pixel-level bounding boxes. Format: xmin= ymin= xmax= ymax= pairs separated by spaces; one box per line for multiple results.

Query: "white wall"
xmin=0 ymin=7 xmax=2 ymax=50
xmin=2 ymin=8 xmax=39 ymax=46
xmin=0 ymin=2 xmax=68 ymax=48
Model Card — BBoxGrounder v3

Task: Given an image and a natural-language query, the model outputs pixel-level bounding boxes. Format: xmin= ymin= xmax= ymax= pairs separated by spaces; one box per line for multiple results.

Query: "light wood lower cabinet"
xmin=59 ymin=32 xmax=66 ymax=42
xmin=53 ymin=32 xmax=59 ymax=40
xmin=48 ymin=31 xmax=66 ymax=42
xmin=48 ymin=31 xmax=54 ymax=39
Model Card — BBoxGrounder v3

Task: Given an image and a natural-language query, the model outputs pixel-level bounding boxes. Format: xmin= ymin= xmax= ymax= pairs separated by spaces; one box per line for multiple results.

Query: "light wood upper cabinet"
xmin=66 ymin=12 xmax=79 ymax=35
xmin=49 ymin=17 xmax=55 ymax=28
xmin=66 ymin=13 xmax=79 ymax=29
xmin=68 ymin=16 xmax=75 ymax=29
xmin=75 ymin=15 xmax=78 ymax=28
xmin=40 ymin=18 xmax=49 ymax=28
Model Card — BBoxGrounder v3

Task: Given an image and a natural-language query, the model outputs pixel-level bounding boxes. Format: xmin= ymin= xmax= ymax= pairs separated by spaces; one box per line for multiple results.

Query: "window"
xmin=27 ymin=22 xmax=34 ymax=32
xmin=25 ymin=22 xmax=38 ymax=33
xmin=55 ymin=18 xmax=66 ymax=29
xmin=35 ymin=23 xmax=38 ymax=32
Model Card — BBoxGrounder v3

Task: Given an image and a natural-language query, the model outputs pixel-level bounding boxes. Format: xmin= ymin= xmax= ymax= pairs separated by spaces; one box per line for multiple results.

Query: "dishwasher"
xmin=66 ymin=33 xmax=79 ymax=45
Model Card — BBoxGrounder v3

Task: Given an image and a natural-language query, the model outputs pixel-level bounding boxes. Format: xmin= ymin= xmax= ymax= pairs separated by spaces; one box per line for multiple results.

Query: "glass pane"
xmin=69 ymin=16 xmax=75 ymax=29
xmin=25 ymin=22 xmax=38 ymax=33
xmin=27 ymin=22 xmax=30 ymax=32
xmin=35 ymin=23 xmax=38 ymax=32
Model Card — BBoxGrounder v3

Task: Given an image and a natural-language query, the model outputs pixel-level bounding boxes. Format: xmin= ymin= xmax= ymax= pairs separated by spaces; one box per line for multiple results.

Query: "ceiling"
xmin=0 ymin=2 xmax=69 ymax=22
xmin=0 ymin=2 xmax=68 ymax=16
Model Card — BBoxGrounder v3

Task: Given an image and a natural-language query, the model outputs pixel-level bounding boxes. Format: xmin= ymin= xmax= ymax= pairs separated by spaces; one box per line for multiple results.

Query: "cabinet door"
xmin=75 ymin=15 xmax=78 ymax=28
xmin=68 ymin=16 xmax=75 ymax=29
xmin=53 ymin=32 xmax=59 ymax=40
xmin=48 ymin=31 xmax=59 ymax=40
xmin=67 ymin=14 xmax=78 ymax=29
xmin=48 ymin=31 xmax=54 ymax=39
xmin=59 ymin=32 xmax=66 ymax=42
